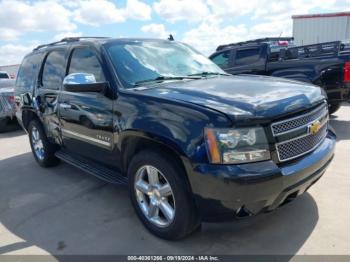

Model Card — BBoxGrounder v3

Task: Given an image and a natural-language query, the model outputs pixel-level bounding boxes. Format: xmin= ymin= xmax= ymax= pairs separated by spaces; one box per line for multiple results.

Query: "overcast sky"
xmin=0 ymin=0 xmax=349 ymax=65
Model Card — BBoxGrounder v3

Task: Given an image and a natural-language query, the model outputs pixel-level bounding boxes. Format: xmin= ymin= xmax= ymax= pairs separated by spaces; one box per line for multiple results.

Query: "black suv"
xmin=15 ymin=37 xmax=336 ymax=240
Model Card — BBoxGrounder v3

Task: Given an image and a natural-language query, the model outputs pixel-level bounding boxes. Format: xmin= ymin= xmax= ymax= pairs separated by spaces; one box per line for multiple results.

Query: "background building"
xmin=292 ymin=11 xmax=350 ymax=46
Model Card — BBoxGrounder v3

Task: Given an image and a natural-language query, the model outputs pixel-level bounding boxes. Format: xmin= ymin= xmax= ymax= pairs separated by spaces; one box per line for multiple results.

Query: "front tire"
xmin=329 ymin=103 xmax=341 ymax=115
xmin=128 ymin=150 xmax=200 ymax=240
xmin=28 ymin=120 xmax=60 ymax=167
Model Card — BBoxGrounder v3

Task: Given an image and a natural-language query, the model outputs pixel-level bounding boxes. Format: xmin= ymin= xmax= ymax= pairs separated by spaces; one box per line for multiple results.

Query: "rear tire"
xmin=28 ymin=120 xmax=60 ymax=167
xmin=128 ymin=150 xmax=200 ymax=240
xmin=329 ymin=103 xmax=341 ymax=115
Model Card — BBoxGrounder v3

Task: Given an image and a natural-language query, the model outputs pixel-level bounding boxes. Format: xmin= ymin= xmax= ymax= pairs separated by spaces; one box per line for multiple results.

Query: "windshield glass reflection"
xmin=106 ymin=40 xmax=225 ymax=88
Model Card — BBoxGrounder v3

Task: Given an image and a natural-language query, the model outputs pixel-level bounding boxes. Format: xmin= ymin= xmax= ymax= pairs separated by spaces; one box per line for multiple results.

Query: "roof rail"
xmin=216 ymin=37 xmax=294 ymax=51
xmin=60 ymin=36 xmax=111 ymax=42
xmin=33 ymin=36 xmax=111 ymax=51
xmin=33 ymin=40 xmax=65 ymax=51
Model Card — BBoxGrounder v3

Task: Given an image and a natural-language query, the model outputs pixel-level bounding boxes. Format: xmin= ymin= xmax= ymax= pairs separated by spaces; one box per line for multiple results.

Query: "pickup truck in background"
xmin=209 ymin=37 xmax=350 ymax=114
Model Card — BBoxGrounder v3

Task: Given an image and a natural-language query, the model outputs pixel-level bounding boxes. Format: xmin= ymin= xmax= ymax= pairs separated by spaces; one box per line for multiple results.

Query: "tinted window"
xmin=211 ymin=51 xmax=230 ymax=68
xmin=235 ymin=49 xmax=260 ymax=65
xmin=42 ymin=50 xmax=66 ymax=90
xmin=16 ymin=53 xmax=43 ymax=91
xmin=68 ymin=48 xmax=105 ymax=82
xmin=0 ymin=73 xmax=9 ymax=79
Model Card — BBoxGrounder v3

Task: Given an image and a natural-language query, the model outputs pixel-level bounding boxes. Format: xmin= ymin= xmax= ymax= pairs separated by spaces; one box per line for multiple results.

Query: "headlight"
xmin=204 ymin=127 xmax=270 ymax=164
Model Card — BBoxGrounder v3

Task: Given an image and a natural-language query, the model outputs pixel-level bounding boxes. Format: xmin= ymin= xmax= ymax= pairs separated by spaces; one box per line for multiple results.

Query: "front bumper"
xmin=188 ymin=130 xmax=336 ymax=221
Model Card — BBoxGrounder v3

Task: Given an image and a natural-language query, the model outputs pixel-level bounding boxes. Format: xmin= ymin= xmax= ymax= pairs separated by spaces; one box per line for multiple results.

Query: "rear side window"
xmin=235 ymin=48 xmax=260 ymax=65
xmin=16 ymin=53 xmax=43 ymax=91
xmin=0 ymin=73 xmax=9 ymax=79
xmin=68 ymin=48 xmax=105 ymax=82
xmin=42 ymin=50 xmax=66 ymax=90
xmin=211 ymin=51 xmax=231 ymax=68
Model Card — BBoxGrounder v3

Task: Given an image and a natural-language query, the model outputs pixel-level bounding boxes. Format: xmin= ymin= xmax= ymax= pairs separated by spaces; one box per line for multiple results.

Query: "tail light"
xmin=344 ymin=61 xmax=350 ymax=83
xmin=8 ymin=95 xmax=15 ymax=103
xmin=278 ymin=41 xmax=289 ymax=46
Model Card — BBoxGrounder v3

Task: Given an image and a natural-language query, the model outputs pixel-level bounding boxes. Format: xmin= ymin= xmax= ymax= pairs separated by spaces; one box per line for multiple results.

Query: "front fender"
xmin=114 ymin=92 xmax=232 ymax=163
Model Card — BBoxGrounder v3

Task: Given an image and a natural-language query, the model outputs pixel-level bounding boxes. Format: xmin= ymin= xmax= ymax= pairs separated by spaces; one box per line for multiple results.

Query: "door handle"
xmin=60 ymin=103 xmax=71 ymax=109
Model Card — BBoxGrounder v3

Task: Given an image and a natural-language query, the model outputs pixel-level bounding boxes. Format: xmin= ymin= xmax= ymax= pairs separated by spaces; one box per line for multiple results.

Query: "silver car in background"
xmin=0 ymin=79 xmax=16 ymax=132
xmin=0 ymin=71 xmax=10 ymax=80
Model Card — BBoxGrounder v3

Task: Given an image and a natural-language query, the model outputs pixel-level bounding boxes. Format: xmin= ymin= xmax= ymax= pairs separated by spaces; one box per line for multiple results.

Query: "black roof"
xmin=32 ymin=37 xmax=175 ymax=51
xmin=32 ymin=37 xmax=112 ymax=51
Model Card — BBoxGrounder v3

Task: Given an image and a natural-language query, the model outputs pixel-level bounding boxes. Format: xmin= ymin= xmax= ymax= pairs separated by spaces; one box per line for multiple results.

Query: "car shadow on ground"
xmin=0 ymin=152 xmax=319 ymax=256
xmin=0 ymin=122 xmax=23 ymax=136
xmin=330 ymin=118 xmax=350 ymax=141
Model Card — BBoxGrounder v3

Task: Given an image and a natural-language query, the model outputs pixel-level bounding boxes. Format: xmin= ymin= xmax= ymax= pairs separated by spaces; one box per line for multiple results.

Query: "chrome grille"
xmin=272 ymin=103 xmax=328 ymax=135
xmin=272 ymin=102 xmax=329 ymax=162
xmin=276 ymin=124 xmax=327 ymax=162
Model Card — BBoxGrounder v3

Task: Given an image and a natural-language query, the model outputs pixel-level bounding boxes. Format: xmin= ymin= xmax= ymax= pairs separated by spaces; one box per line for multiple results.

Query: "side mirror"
xmin=63 ymin=73 xmax=108 ymax=93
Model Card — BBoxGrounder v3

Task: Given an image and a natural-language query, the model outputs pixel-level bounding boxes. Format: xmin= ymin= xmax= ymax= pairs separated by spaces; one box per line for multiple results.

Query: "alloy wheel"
xmin=134 ymin=165 xmax=176 ymax=228
xmin=31 ymin=126 xmax=45 ymax=160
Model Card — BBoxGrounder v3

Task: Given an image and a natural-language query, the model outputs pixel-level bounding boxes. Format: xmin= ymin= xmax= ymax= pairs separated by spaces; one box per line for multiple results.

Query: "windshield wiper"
xmin=134 ymin=75 xmax=201 ymax=86
xmin=187 ymin=72 xmax=230 ymax=77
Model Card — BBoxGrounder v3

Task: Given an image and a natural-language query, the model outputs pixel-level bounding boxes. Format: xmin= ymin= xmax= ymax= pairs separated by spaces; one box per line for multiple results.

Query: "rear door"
xmin=15 ymin=53 xmax=44 ymax=123
xmin=36 ymin=49 xmax=67 ymax=141
xmin=230 ymin=46 xmax=267 ymax=75
xmin=59 ymin=46 xmax=114 ymax=166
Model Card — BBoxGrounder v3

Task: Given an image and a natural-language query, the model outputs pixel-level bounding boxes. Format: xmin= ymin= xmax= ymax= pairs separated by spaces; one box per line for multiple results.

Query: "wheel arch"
xmin=22 ymin=109 xmax=41 ymax=131
xmin=119 ymin=133 xmax=193 ymax=191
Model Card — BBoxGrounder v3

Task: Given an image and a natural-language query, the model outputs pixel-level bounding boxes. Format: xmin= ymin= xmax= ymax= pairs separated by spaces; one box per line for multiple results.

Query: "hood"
xmin=135 ymin=75 xmax=325 ymax=120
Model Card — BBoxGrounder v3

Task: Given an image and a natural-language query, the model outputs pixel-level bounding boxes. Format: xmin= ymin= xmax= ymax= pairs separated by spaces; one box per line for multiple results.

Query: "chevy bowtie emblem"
xmin=309 ymin=120 xmax=321 ymax=135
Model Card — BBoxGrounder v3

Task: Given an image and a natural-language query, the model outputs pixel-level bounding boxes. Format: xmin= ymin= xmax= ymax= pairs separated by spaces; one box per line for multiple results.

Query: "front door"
xmin=59 ymin=46 xmax=115 ymax=166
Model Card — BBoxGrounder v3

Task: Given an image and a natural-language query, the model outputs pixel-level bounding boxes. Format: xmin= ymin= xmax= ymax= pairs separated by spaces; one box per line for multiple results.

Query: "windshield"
xmin=105 ymin=40 xmax=226 ymax=88
xmin=0 ymin=73 xmax=9 ymax=79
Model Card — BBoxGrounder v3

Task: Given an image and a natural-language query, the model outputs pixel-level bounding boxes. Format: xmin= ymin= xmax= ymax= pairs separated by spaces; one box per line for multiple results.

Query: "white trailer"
xmin=292 ymin=11 xmax=350 ymax=46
